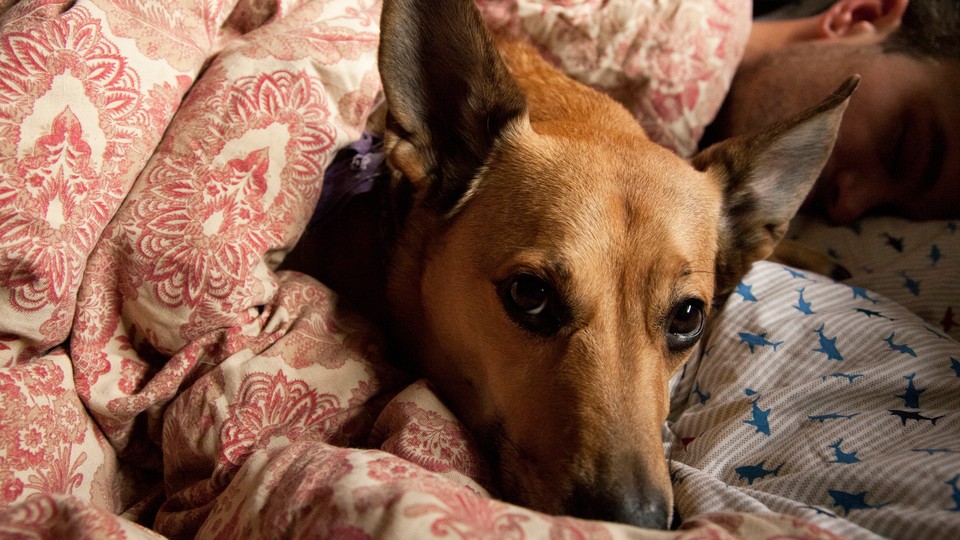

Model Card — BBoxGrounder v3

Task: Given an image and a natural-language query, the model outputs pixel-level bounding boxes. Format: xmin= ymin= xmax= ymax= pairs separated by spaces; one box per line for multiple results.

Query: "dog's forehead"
xmin=480 ymin=129 xmax=723 ymax=234
xmin=460 ymin=129 xmax=724 ymax=280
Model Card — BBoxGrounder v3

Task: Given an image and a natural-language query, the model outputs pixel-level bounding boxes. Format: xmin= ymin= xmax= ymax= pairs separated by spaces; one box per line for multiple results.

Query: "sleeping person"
xmin=710 ymin=0 xmax=960 ymax=224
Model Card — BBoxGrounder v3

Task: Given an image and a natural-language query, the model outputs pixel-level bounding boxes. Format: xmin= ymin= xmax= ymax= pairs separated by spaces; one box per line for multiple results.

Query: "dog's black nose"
xmin=566 ymin=482 xmax=669 ymax=529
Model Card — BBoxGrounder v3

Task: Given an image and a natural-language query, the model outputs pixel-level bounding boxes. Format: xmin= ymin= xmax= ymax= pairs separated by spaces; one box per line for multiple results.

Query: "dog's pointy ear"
xmin=378 ymin=0 xmax=528 ymax=215
xmin=693 ymin=76 xmax=859 ymax=296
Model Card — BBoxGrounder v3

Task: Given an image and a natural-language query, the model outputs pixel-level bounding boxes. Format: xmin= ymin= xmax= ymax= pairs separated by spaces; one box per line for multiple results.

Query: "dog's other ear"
xmin=379 ymin=0 xmax=528 ymax=214
xmin=693 ymin=76 xmax=858 ymax=296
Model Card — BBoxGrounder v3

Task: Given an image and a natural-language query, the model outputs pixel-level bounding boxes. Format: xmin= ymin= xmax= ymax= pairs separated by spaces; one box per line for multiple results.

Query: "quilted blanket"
xmin=1 ymin=1 xmax=958 ymax=538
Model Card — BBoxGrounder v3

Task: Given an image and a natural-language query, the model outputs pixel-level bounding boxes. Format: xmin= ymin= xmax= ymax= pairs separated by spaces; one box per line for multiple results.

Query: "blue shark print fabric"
xmin=667 ymin=251 xmax=960 ymax=539
xmin=789 ymin=216 xmax=960 ymax=341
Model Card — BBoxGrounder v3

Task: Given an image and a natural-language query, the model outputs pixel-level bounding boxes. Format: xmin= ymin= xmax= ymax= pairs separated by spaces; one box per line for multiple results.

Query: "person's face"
xmin=811 ymin=51 xmax=960 ymax=223
xmin=720 ymin=43 xmax=960 ymax=224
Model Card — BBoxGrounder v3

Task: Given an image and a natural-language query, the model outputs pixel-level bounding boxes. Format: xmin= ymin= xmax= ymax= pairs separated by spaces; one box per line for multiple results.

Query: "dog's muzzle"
xmin=567 ymin=483 xmax=669 ymax=529
xmin=563 ymin=454 xmax=670 ymax=529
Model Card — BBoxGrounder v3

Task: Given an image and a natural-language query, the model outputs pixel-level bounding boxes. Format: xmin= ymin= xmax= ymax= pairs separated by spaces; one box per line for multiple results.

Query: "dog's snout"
xmin=566 ymin=478 xmax=669 ymax=529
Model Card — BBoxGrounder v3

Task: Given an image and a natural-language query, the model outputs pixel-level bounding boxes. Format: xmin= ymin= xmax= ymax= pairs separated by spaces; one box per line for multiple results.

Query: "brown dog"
xmin=286 ymin=0 xmax=856 ymax=529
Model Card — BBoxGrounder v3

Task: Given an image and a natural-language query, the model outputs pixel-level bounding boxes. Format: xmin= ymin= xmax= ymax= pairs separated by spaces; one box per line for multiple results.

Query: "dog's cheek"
xmin=418 ymin=238 xmax=571 ymax=448
xmin=415 ymin=246 xmax=516 ymax=422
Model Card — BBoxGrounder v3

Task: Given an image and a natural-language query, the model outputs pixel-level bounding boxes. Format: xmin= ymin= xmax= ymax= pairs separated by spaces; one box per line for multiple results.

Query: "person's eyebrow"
xmin=921 ymin=122 xmax=947 ymax=191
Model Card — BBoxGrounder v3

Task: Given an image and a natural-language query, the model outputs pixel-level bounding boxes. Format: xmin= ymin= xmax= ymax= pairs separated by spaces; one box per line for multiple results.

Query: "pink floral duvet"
xmin=0 ymin=1 xmax=862 ymax=538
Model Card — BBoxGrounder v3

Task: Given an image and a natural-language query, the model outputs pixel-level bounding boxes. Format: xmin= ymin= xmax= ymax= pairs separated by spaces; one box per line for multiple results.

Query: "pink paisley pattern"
xmin=372 ymin=382 xmax=490 ymax=484
xmin=0 ymin=3 xmax=196 ymax=360
xmin=237 ymin=1 xmax=380 ymax=63
xmin=125 ymin=67 xmax=337 ymax=313
xmin=405 ymin=490 xmax=533 ymax=539
xmin=219 ymin=370 xmax=343 ymax=470
xmin=91 ymin=0 xmax=231 ymax=70
xmin=0 ymin=494 xmax=136 ymax=539
xmin=137 ymin=145 xmax=281 ymax=307
xmin=259 ymin=280 xmax=385 ymax=371
xmin=0 ymin=353 xmax=114 ymax=512
xmin=1 ymin=108 xmax=102 ymax=313
xmin=0 ymin=0 xmax=850 ymax=538
xmin=384 ymin=404 xmax=475 ymax=474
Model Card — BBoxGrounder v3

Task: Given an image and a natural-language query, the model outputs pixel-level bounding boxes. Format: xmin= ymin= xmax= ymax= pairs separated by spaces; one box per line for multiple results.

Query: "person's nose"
xmin=826 ymin=169 xmax=893 ymax=224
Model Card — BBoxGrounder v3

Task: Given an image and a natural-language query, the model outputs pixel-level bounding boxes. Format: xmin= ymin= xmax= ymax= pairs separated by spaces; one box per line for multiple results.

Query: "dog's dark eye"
xmin=499 ymin=274 xmax=567 ymax=336
xmin=510 ymin=275 xmax=549 ymax=314
xmin=666 ymin=298 xmax=705 ymax=351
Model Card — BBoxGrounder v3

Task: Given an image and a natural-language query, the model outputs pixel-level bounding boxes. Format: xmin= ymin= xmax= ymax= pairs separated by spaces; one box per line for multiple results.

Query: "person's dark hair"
xmin=884 ymin=1 xmax=960 ymax=61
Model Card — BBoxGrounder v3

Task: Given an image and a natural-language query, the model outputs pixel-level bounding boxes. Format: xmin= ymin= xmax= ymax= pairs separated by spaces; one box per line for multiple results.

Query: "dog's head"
xmin=379 ymin=0 xmax=854 ymax=528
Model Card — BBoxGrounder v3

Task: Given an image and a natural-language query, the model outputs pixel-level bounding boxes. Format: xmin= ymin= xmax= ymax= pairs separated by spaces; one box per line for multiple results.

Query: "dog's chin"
xmin=476 ymin=422 xmax=671 ymax=530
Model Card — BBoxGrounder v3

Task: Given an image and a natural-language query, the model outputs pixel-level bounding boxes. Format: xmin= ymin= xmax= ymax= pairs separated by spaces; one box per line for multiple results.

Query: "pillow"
xmin=475 ymin=0 xmax=751 ymax=157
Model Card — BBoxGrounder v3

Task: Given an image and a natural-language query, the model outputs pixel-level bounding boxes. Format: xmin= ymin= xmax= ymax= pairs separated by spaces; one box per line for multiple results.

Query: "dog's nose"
xmin=566 ymin=481 xmax=669 ymax=529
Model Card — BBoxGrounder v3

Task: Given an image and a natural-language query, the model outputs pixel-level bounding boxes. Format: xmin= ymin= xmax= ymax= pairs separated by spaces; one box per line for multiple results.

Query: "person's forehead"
xmin=870 ymin=52 xmax=960 ymax=96
xmin=856 ymin=53 xmax=959 ymax=134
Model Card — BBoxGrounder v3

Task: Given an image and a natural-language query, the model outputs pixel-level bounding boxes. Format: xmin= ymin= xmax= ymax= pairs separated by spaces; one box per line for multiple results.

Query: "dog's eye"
xmin=510 ymin=275 xmax=549 ymax=315
xmin=499 ymin=274 xmax=567 ymax=336
xmin=666 ymin=298 xmax=705 ymax=351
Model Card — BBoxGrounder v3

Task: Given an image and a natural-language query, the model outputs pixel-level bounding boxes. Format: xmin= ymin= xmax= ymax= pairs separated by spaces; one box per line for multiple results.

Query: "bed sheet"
xmin=2 ymin=1 xmax=957 ymax=539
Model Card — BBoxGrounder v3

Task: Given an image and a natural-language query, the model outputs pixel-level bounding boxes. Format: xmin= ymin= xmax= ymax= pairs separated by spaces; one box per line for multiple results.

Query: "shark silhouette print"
xmin=738 ymin=332 xmax=783 ymax=353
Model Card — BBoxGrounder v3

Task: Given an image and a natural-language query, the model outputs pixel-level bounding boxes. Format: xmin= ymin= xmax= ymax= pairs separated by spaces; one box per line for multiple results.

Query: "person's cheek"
xmin=827 ymin=167 xmax=899 ymax=224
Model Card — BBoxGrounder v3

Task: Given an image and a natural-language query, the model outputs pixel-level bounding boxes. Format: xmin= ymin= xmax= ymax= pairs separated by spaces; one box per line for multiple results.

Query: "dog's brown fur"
xmin=285 ymin=0 xmax=856 ymax=528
